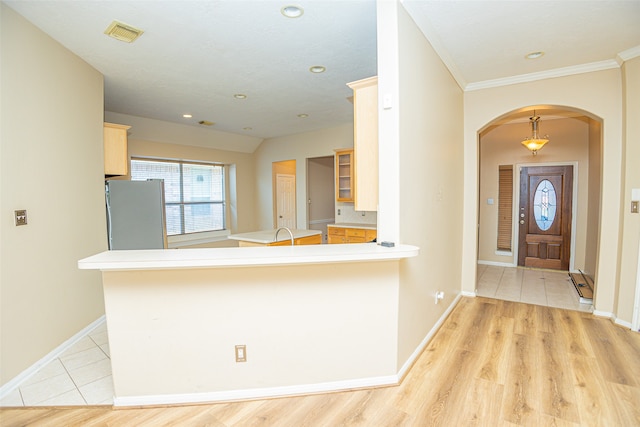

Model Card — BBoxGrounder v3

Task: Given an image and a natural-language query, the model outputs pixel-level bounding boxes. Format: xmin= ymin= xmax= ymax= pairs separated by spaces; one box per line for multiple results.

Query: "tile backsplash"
xmin=335 ymin=202 xmax=377 ymax=225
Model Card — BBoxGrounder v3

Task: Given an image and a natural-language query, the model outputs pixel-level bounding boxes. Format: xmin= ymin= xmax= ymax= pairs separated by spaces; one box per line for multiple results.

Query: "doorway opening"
xmin=306 ymin=156 xmax=335 ymax=243
xmin=476 ymin=106 xmax=602 ymax=310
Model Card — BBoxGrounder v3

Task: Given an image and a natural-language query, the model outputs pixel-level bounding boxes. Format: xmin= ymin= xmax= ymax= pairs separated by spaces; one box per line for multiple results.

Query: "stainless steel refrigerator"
xmin=105 ymin=179 xmax=168 ymax=250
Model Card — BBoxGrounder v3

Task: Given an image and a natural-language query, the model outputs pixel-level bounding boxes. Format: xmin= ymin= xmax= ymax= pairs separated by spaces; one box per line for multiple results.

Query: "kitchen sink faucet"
xmin=274 ymin=227 xmax=294 ymax=246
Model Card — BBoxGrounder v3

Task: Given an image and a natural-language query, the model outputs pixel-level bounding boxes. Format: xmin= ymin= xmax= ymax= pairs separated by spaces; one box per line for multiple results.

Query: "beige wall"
xmin=478 ymin=117 xmax=590 ymax=269
xmin=617 ymin=57 xmax=640 ymax=323
xmin=103 ymin=262 xmax=400 ymax=399
xmin=463 ymin=69 xmax=624 ymax=317
xmin=254 ymin=123 xmax=354 ymax=230
xmin=383 ymin=4 xmax=465 ymax=367
xmin=105 ymin=112 xmax=259 ymax=235
xmin=1 ymin=4 xmax=106 ymax=385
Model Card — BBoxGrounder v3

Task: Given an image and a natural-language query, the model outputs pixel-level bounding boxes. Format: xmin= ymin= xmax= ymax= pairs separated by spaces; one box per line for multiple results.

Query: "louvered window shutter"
xmin=497 ymin=165 xmax=513 ymax=251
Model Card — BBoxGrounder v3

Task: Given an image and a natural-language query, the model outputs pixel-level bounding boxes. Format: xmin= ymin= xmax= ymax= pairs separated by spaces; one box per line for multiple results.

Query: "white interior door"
xmin=276 ymin=174 xmax=296 ymax=228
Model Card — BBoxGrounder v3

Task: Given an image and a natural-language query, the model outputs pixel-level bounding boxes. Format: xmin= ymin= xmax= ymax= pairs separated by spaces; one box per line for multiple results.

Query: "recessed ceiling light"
xmin=182 ymin=114 xmax=192 ymax=118
xmin=234 ymin=94 xmax=247 ymax=99
xmin=297 ymin=113 xmax=308 ymax=118
xmin=281 ymin=5 xmax=304 ymax=18
xmin=525 ymin=51 xmax=544 ymax=60
xmin=243 ymin=127 xmax=253 ymax=131
xmin=198 ymin=120 xmax=215 ymax=126
xmin=309 ymin=65 xmax=326 ymax=74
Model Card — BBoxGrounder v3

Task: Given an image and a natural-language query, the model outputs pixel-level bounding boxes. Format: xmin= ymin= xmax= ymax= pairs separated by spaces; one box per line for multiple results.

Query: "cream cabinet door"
xmin=348 ymin=76 xmax=378 ymax=212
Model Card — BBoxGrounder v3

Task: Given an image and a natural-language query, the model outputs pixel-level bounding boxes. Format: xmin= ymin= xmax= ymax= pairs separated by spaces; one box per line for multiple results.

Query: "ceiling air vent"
xmin=104 ymin=21 xmax=144 ymax=43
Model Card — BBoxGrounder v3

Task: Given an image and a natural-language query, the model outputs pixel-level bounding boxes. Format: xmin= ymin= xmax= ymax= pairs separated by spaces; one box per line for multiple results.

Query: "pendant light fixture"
xmin=522 ymin=111 xmax=549 ymax=156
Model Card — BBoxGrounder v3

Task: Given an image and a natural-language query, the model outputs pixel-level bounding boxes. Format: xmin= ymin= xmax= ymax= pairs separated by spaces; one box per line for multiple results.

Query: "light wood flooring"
xmin=2 ymin=297 xmax=639 ymax=426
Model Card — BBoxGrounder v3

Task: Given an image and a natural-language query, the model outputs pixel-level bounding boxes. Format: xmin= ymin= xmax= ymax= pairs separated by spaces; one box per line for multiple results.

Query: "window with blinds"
xmin=130 ymin=159 xmax=226 ymax=236
xmin=497 ymin=165 xmax=513 ymax=251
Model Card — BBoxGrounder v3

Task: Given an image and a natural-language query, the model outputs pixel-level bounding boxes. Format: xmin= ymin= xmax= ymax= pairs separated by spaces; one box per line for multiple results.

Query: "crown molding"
xmin=464 ymin=59 xmax=620 ymax=92
xmin=617 ymin=45 xmax=640 ymax=63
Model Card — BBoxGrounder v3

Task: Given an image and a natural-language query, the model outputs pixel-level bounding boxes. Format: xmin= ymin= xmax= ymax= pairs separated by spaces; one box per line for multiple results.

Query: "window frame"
xmin=130 ymin=157 xmax=228 ymax=239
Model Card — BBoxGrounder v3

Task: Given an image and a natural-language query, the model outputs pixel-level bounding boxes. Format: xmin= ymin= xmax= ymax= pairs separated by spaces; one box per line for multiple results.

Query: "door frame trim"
xmin=512 ymin=161 xmax=579 ymax=272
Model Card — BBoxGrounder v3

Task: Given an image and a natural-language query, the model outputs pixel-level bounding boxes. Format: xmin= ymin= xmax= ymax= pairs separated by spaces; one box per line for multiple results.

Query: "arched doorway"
xmin=475 ymin=106 xmax=602 ymax=310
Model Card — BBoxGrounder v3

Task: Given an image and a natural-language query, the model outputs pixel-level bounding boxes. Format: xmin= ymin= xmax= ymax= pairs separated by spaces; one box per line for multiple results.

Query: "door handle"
xmin=520 ymin=220 xmax=525 ymax=225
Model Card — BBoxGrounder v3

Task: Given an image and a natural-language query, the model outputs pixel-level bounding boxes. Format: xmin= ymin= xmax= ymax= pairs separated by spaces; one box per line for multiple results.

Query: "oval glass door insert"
xmin=533 ymin=179 xmax=557 ymax=230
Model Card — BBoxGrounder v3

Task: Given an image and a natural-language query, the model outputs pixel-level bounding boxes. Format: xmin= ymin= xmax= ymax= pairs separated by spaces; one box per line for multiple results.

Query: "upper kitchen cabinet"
xmin=335 ymin=149 xmax=354 ymax=202
xmin=103 ymin=122 xmax=131 ymax=176
xmin=347 ymin=76 xmax=378 ymax=211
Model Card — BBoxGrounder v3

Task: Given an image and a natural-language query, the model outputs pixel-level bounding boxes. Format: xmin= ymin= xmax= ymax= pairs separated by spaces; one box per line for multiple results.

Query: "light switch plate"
xmin=15 ymin=210 xmax=27 ymax=226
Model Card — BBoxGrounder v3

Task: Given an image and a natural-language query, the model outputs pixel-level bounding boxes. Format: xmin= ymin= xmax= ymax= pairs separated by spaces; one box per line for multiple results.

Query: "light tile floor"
xmin=0 ymin=265 xmax=591 ymax=408
xmin=476 ymin=264 xmax=593 ymax=313
xmin=0 ymin=321 xmax=113 ymax=407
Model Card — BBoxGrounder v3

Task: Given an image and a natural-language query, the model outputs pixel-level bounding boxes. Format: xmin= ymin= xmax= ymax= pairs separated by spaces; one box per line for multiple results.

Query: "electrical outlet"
xmin=435 ymin=291 xmax=444 ymax=304
xmin=15 ymin=210 xmax=27 ymax=226
xmin=632 ymin=201 xmax=639 ymax=214
xmin=235 ymin=345 xmax=246 ymax=362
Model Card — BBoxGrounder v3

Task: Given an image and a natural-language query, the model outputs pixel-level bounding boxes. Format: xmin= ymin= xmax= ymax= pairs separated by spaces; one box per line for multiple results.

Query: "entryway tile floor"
xmin=0 ymin=322 xmax=113 ymax=407
xmin=476 ymin=264 xmax=593 ymax=313
xmin=0 ymin=265 xmax=592 ymax=408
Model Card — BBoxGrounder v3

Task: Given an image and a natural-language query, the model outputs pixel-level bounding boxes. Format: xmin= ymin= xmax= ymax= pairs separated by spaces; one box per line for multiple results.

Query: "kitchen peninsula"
xmin=78 ymin=243 xmax=418 ymax=407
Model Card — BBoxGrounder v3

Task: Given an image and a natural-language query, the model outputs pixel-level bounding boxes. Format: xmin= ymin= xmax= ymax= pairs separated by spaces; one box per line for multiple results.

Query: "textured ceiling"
xmin=5 ymin=0 xmax=377 ymax=141
xmin=5 ymin=0 xmax=640 ymax=144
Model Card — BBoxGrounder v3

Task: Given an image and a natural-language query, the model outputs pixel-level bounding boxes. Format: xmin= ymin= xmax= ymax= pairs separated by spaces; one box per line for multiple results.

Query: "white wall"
xmin=254 ymin=123 xmax=354 ymax=230
xmin=463 ymin=69 xmax=623 ymax=317
xmin=1 ymin=4 xmax=106 ymax=385
xmin=379 ymin=3 xmax=465 ymax=368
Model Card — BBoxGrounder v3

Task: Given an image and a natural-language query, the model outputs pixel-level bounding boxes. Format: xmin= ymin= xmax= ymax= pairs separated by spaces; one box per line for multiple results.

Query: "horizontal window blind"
xmin=497 ymin=165 xmax=513 ymax=251
xmin=131 ymin=159 xmax=225 ymax=235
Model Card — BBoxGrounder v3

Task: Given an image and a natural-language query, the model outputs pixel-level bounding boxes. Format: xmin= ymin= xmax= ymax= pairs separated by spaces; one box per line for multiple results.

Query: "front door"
xmin=518 ymin=165 xmax=573 ymax=270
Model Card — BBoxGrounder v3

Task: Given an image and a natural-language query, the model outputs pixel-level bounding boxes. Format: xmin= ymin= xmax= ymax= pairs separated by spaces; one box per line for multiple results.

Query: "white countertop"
xmin=328 ymin=223 xmax=377 ymax=230
xmin=78 ymin=243 xmax=419 ymax=271
xmin=228 ymin=229 xmax=321 ymax=244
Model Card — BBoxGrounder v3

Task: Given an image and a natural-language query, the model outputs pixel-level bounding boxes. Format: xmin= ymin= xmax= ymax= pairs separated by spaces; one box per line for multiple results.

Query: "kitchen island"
xmin=78 ymin=243 xmax=418 ymax=407
xmin=228 ymin=228 xmax=321 ymax=247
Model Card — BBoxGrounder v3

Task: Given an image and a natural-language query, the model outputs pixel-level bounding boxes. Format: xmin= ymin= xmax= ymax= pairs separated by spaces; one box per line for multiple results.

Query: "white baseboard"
xmin=592 ymin=310 xmax=635 ymax=331
xmin=614 ymin=317 xmax=632 ymax=329
xmin=396 ymin=293 xmax=462 ymax=380
xmin=0 ymin=315 xmax=106 ymax=399
xmin=477 ymin=260 xmax=516 ymax=267
xmin=461 ymin=290 xmax=476 ymax=297
xmin=592 ymin=309 xmax=614 ymax=319
xmin=114 ymin=374 xmax=398 ymax=407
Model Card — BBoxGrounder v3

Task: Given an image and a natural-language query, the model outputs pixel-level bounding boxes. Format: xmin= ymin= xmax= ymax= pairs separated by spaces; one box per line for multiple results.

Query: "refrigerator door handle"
xmin=105 ymin=184 xmax=113 ymax=249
